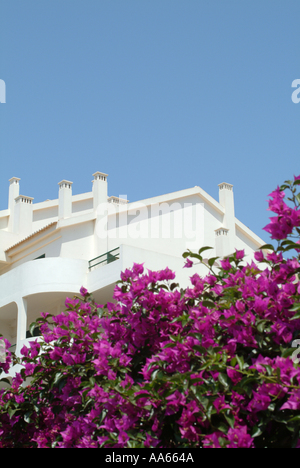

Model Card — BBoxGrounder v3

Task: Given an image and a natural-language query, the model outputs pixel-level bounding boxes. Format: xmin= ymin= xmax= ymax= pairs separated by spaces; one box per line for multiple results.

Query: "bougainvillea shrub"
xmin=0 ymin=176 xmax=300 ymax=448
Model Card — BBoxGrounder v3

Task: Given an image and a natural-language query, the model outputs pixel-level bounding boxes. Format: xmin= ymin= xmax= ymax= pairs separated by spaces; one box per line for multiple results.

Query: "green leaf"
xmin=193 ymin=344 xmax=207 ymax=354
xmin=182 ymin=251 xmax=191 ymax=258
xmin=268 ymin=403 xmax=275 ymax=412
xmin=236 ymin=355 xmax=244 ymax=371
xmin=58 ymin=377 xmax=67 ymax=393
xmin=197 ymin=395 xmax=209 ymax=409
xmin=281 ymin=239 xmax=297 ymax=247
xmin=8 ymin=408 xmax=18 ymax=419
xmin=135 ymin=393 xmax=150 ymax=401
xmin=218 ymin=436 xmax=229 ymax=448
xmin=53 ymin=372 xmax=64 ymax=385
xmin=287 ymin=415 xmax=300 ymax=424
xmin=283 ymin=244 xmax=300 ymax=252
xmin=259 ymin=244 xmax=275 ymax=251
xmin=239 ymin=375 xmax=257 ymax=389
xmin=281 ymin=347 xmax=298 ymax=358
xmin=230 ymin=357 xmax=237 ymax=367
xmin=151 ymin=369 xmax=164 ymax=380
xmin=220 ymin=315 xmax=235 ymax=321
xmin=208 ymin=257 xmax=219 ymax=267
xmin=257 ymin=320 xmax=268 ymax=333
xmin=24 ymin=411 xmax=32 ymax=424
xmin=215 ymin=420 xmax=228 ymax=433
xmin=251 ymin=426 xmax=263 ymax=438
xmin=290 ymin=310 xmax=300 ymax=320
xmin=264 ymin=365 xmax=273 ymax=376
xmin=162 ymin=342 xmax=176 ymax=349
xmin=188 ymin=253 xmax=203 ymax=260
xmin=0 ymin=378 xmax=11 ymax=385
xmin=218 ymin=372 xmax=231 ymax=389
xmin=158 ymin=284 xmax=169 ymax=290
xmin=202 ymin=300 xmax=216 ymax=309
xmin=224 ymin=412 xmax=235 ymax=429
xmin=198 ymin=246 xmax=213 ymax=255
xmin=29 ymin=322 xmax=38 ymax=337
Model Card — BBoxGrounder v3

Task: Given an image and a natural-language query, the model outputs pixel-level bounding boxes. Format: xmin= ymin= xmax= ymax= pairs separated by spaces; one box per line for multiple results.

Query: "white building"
xmin=0 ymin=172 xmax=265 ymax=368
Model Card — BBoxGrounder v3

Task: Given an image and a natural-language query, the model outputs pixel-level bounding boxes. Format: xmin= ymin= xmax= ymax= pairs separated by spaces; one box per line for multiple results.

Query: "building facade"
xmin=0 ymin=172 xmax=265 ymax=375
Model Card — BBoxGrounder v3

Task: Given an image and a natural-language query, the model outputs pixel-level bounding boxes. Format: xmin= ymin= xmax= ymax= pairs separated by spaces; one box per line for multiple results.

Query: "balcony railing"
xmin=88 ymin=247 xmax=120 ymax=271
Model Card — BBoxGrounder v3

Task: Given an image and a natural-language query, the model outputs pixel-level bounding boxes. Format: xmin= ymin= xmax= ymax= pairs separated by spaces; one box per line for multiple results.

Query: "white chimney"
xmin=8 ymin=177 xmax=20 ymax=232
xmin=58 ymin=180 xmax=73 ymax=220
xmin=215 ymin=227 xmax=230 ymax=257
xmin=92 ymin=172 xmax=108 ymax=210
xmin=218 ymin=182 xmax=235 ymax=255
xmin=13 ymin=195 xmax=34 ymax=236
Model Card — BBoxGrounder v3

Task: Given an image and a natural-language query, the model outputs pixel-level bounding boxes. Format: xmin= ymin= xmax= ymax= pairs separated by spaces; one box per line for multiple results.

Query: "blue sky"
xmin=0 ymin=0 xmax=300 ymax=246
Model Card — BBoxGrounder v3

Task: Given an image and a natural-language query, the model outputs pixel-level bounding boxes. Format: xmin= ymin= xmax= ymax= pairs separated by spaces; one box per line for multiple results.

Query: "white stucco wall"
xmin=0 ymin=174 xmax=267 ymax=373
xmin=0 ymin=258 xmax=88 ymax=310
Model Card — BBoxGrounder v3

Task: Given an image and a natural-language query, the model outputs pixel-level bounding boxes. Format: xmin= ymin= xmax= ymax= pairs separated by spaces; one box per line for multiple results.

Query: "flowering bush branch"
xmin=0 ymin=176 xmax=300 ymax=448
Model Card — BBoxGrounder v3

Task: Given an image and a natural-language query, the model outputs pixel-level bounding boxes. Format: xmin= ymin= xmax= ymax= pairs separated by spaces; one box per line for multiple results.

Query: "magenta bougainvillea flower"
xmin=0 ymin=176 xmax=300 ymax=448
xmin=79 ymin=286 xmax=88 ymax=297
xmin=183 ymin=258 xmax=193 ymax=268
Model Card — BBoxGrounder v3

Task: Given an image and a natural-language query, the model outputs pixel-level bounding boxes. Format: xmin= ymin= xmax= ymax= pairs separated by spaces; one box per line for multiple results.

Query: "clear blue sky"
xmin=1 ymin=0 xmax=300 ymax=246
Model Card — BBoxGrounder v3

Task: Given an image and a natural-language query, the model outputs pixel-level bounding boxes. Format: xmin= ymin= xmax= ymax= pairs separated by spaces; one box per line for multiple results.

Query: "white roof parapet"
xmin=15 ymin=195 xmax=34 ymax=204
xmin=93 ymin=172 xmax=108 ymax=181
xmin=58 ymin=180 xmax=73 ymax=189
xmin=135 ymin=186 xmax=225 ymax=215
xmin=218 ymin=182 xmax=233 ymax=191
xmin=215 ymin=227 xmax=229 ymax=236
xmin=108 ymin=196 xmax=129 ymax=205
xmin=9 ymin=177 xmax=21 ymax=184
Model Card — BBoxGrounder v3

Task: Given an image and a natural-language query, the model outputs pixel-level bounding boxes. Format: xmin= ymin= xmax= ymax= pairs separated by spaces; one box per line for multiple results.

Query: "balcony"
xmin=0 ymin=257 xmax=89 ymax=311
xmin=88 ymin=247 xmax=120 ymax=271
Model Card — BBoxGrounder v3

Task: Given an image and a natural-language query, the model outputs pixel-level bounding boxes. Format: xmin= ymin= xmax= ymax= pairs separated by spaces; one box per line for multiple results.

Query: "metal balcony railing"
xmin=88 ymin=247 xmax=120 ymax=271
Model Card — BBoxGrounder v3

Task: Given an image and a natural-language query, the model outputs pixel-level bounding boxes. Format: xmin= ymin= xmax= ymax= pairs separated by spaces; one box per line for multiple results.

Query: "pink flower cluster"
xmin=263 ymin=177 xmax=300 ymax=239
xmin=0 ymin=176 xmax=299 ymax=448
